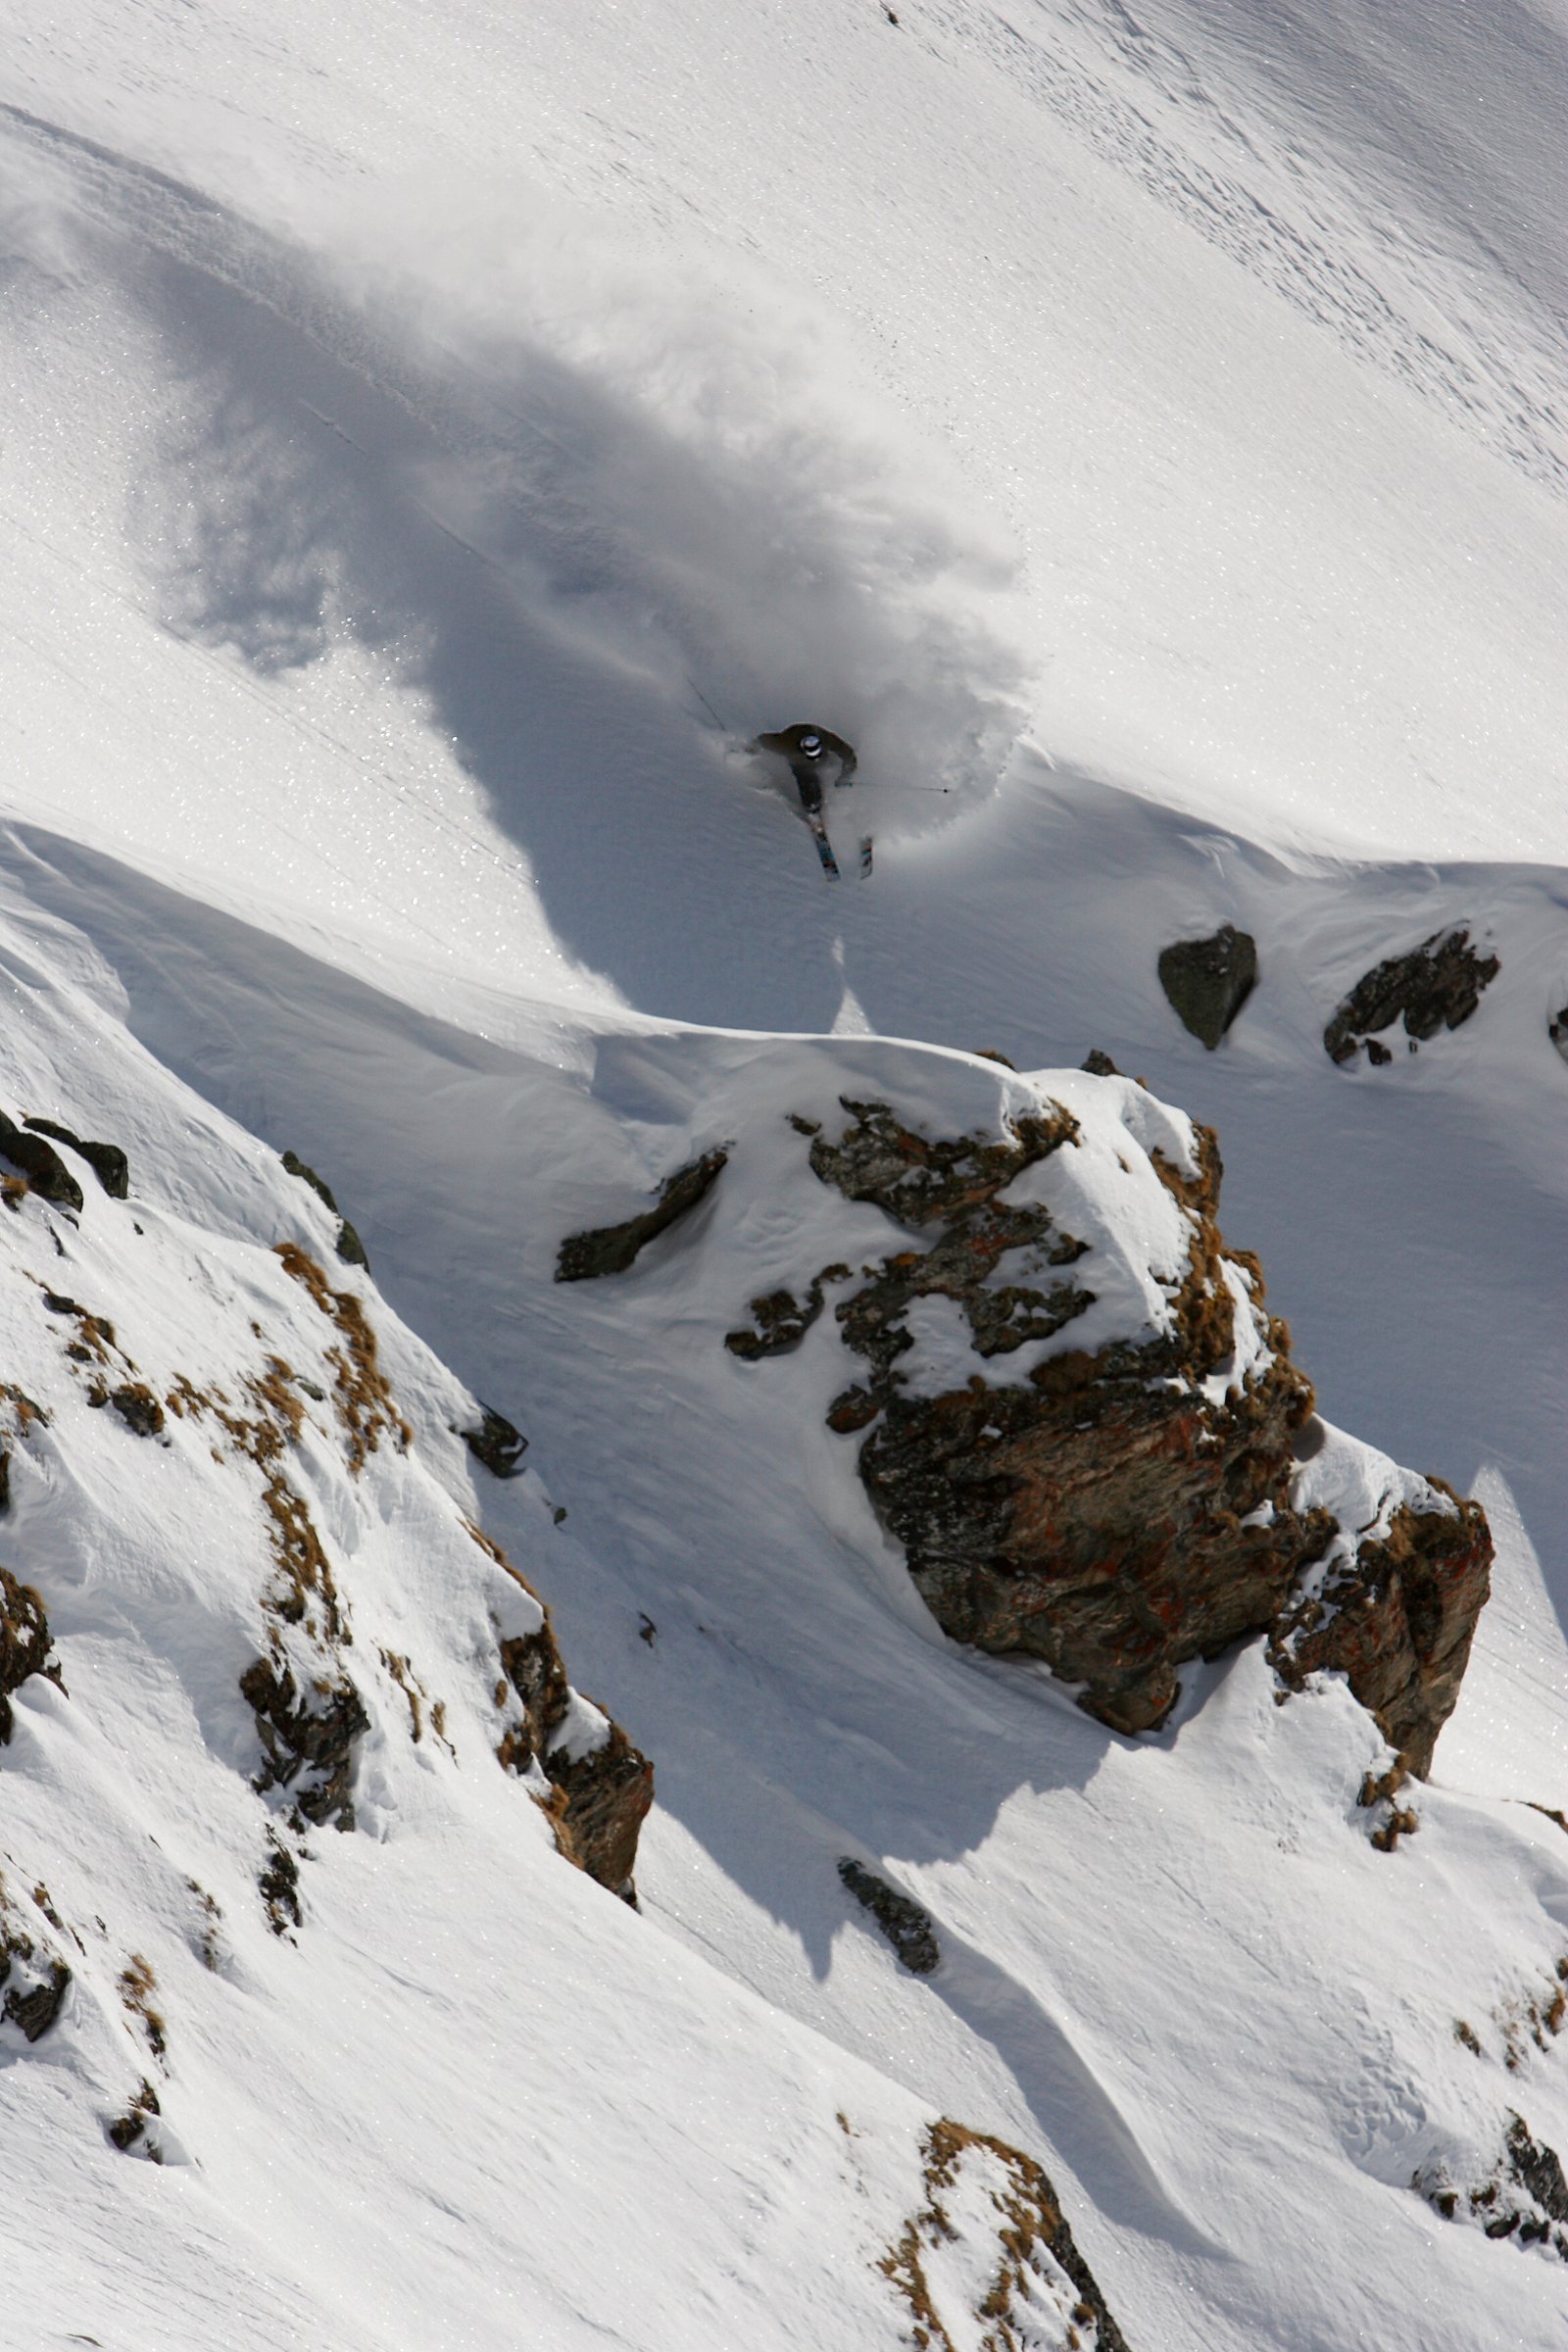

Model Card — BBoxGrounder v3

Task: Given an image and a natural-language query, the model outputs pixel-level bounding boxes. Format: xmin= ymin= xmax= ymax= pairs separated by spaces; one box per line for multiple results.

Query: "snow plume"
xmin=315 ymin=173 xmax=1031 ymax=818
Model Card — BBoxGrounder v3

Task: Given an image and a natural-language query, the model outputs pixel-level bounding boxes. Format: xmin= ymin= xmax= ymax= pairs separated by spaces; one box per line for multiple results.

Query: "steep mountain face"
xmin=573 ymin=1066 xmax=1491 ymax=1787
xmin=0 ymin=917 xmax=1149 ymax=2348
xmin=0 ymin=1094 xmax=649 ymax=1898
xmin=4 ymin=0 xmax=1568 ymax=2341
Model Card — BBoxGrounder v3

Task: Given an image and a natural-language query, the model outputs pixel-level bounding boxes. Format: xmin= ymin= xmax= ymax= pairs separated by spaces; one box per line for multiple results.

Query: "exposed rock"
xmin=837 ymin=1858 xmax=940 ymax=1975
xmin=239 ymin=1654 xmax=368 ymax=1831
xmin=1507 ymin=2117 xmax=1568 ymax=2226
xmin=281 ymin=1149 xmax=369 ymax=1269
xmin=24 ymin=1116 xmax=129 ymax=1199
xmin=496 ymin=1621 xmax=572 ymax=1763
xmin=556 ymin=1149 xmax=727 ymax=1282
xmin=1550 ymin=1004 xmax=1568 ymax=1064
xmin=748 ymin=1095 xmax=1489 ymax=1762
xmin=3 ymin=1954 xmax=71 ymax=2042
xmin=333 ymin=1219 xmax=369 ymax=1270
xmin=1269 ymin=1488 xmax=1492 ymax=1778
xmin=0 ymin=1110 xmax=83 ymax=1211
xmin=881 ymin=2119 xmax=1133 ymax=2352
xmin=544 ymin=1724 xmax=656 ymax=1901
xmin=1081 ymin=1048 xmax=1122 ymax=1076
xmin=807 ymin=1098 xmax=1093 ymax=1433
xmin=0 ymin=1874 xmax=73 ymax=2046
xmin=496 ymin=1598 xmax=653 ymax=1901
xmin=1324 ymin=926 xmax=1498 ymax=1065
xmin=725 ymin=1265 xmax=848 ymax=1359
xmin=808 ymin=1096 xmax=1076 ymax=1229
xmin=258 ymin=1832 xmax=303 ymax=1936
xmin=109 ymin=1382 xmax=166 ymax=1439
xmin=1157 ymin=924 xmax=1258 ymax=1049
xmin=1 ymin=1564 xmax=60 ymax=1743
xmin=1417 ymin=2115 xmax=1568 ymax=2259
xmin=808 ymin=1100 xmax=1325 ymax=1733
xmin=108 ymin=2081 xmax=163 ymax=2154
xmin=462 ymin=1402 xmax=528 ymax=1478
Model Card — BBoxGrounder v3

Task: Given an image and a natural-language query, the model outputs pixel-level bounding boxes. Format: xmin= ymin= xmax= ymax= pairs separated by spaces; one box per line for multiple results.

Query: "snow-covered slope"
xmin=4 ymin=0 xmax=1568 ymax=2344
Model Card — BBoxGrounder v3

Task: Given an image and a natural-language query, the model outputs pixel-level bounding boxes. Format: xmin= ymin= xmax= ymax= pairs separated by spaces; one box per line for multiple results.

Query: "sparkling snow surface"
xmin=3 ymin=2 xmax=1568 ymax=2346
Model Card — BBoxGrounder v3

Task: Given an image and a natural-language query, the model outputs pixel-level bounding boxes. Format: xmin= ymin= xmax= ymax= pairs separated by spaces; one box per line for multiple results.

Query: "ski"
xmin=858 ymin=834 xmax=874 ymax=878
xmin=808 ymin=811 xmax=840 ymax=878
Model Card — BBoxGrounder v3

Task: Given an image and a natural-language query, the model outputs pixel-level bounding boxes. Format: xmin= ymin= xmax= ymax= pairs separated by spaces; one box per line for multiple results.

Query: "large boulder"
xmin=1157 ymin=923 xmax=1258 ymax=1049
xmin=0 ymin=1110 xmax=83 ymax=1211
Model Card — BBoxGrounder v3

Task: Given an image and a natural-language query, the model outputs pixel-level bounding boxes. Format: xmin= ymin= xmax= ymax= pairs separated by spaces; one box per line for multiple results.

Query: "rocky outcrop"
xmin=733 ymin=1093 xmax=1489 ymax=1769
xmin=1 ymin=1565 xmax=59 ymax=1744
xmin=462 ymin=1402 xmax=528 ymax=1478
xmin=804 ymin=1099 xmax=1329 ymax=1734
xmin=1158 ymin=923 xmax=1258 ymax=1049
xmin=2 ymin=1948 xmax=71 ymax=2043
xmin=105 ymin=1382 xmax=166 ymax=1438
xmin=1324 ymin=926 xmax=1497 ymax=1065
xmin=281 ymin=1149 xmax=369 ymax=1269
xmin=494 ymin=1581 xmax=654 ymax=1902
xmin=838 ymin=1858 xmax=940 ymax=1975
xmin=238 ymin=1655 xmax=369 ymax=1830
xmin=0 ymin=1109 xmax=83 ymax=1211
xmin=1418 ymin=2114 xmax=1568 ymax=2259
xmin=557 ymin=1149 xmax=727 ymax=1281
xmin=802 ymin=1098 xmax=1093 ymax=1430
xmin=881 ymin=2119 xmax=1132 ymax=2352
xmin=24 ymin=1116 xmax=129 ymax=1199
xmin=0 ymin=1875 xmax=72 ymax=2043
xmin=544 ymin=1727 xmax=656 ymax=1897
xmin=1269 ymin=1488 xmax=1491 ymax=1777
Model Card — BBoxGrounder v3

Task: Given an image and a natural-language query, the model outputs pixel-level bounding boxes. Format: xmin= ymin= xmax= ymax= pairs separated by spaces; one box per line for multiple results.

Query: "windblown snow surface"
xmin=3 ymin=3 xmax=1568 ymax=2346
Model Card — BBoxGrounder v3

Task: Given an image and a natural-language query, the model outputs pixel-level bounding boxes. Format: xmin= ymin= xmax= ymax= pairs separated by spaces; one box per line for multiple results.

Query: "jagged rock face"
xmin=544 ymin=1728 xmax=656 ymax=1898
xmin=1158 ymin=924 xmax=1258 ymax=1050
xmin=810 ymin=1100 xmax=1324 ymax=1733
xmin=865 ymin=1368 xmax=1331 ymax=1735
xmin=496 ymin=1599 xmax=655 ymax=1902
xmin=800 ymin=1094 xmax=1490 ymax=1763
xmin=1324 ymin=925 xmax=1498 ymax=1065
xmin=1270 ymin=1488 xmax=1492 ymax=1777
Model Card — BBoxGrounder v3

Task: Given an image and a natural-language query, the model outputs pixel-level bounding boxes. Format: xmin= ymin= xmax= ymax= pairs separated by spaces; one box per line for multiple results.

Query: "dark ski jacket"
xmin=752 ymin=724 xmax=858 ymax=814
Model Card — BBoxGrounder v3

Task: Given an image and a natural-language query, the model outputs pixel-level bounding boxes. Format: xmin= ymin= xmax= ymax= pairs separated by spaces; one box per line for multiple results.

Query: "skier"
xmin=750 ymin=723 xmax=858 ymax=816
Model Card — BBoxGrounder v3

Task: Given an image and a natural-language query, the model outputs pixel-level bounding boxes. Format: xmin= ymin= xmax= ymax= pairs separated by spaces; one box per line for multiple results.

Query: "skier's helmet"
xmin=800 ymin=732 xmax=822 ymax=758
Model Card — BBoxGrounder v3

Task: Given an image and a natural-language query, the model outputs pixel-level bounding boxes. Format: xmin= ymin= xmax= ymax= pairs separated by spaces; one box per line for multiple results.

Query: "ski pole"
xmin=686 ymin=673 xmax=731 ymax=733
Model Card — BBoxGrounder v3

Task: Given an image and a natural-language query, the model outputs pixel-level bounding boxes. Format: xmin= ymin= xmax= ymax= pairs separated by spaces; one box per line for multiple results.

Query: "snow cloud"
xmin=316 ymin=172 xmax=1031 ymax=814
